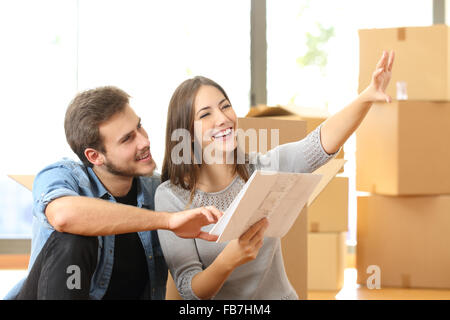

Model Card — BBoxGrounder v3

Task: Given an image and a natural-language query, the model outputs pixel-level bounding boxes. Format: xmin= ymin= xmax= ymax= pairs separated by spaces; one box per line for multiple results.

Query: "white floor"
xmin=0 ymin=269 xmax=27 ymax=299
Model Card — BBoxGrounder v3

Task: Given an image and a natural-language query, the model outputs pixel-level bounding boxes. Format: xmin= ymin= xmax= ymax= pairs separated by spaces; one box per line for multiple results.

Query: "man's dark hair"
xmin=64 ymin=86 xmax=130 ymax=167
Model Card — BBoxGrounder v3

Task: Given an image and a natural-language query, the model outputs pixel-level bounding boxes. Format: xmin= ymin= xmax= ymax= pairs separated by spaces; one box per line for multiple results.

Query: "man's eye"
xmin=199 ymin=113 xmax=210 ymax=119
xmin=137 ymin=122 xmax=142 ymax=129
xmin=123 ymin=135 xmax=131 ymax=143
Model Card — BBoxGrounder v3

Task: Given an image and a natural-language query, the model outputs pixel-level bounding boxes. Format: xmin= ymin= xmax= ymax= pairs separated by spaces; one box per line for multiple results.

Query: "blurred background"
xmin=0 ymin=0 xmax=433 ymax=242
xmin=1 ymin=0 xmax=447 ymax=299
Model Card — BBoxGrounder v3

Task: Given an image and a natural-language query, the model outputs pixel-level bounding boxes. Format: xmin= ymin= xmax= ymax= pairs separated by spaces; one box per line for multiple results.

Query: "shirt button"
xmin=148 ymin=255 xmax=152 ymax=259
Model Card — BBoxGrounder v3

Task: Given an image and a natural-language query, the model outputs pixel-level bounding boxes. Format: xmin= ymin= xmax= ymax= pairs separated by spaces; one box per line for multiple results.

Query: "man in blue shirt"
xmin=4 ymin=86 xmax=221 ymax=300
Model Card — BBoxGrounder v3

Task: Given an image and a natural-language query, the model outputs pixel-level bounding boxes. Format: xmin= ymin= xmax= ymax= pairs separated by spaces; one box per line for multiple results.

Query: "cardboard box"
xmin=359 ymin=25 xmax=450 ymax=101
xmin=307 ymin=232 xmax=346 ymax=291
xmin=237 ymin=117 xmax=307 ymax=154
xmin=308 ymin=176 xmax=349 ymax=233
xmin=281 ymin=207 xmax=308 ymax=299
xmin=357 ymin=195 xmax=450 ymax=289
xmin=246 ymin=104 xmax=330 ymax=135
xmin=244 ymin=105 xmax=345 ymax=161
xmin=166 ymin=273 xmax=182 ymax=300
xmin=8 ymin=175 xmax=35 ymax=191
xmin=356 ymin=101 xmax=450 ymax=195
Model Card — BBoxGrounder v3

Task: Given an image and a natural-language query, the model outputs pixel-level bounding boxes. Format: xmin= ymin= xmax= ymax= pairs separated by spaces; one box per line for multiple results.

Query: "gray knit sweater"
xmin=156 ymin=125 xmax=337 ymax=300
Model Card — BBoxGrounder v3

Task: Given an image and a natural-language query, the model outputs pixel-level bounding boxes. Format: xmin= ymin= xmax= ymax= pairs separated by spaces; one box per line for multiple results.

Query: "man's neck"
xmin=93 ymin=166 xmax=134 ymax=197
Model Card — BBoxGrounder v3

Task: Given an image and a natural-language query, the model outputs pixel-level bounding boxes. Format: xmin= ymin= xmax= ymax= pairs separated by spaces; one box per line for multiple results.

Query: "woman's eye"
xmin=199 ymin=113 xmax=210 ymax=119
xmin=222 ymin=104 xmax=231 ymax=110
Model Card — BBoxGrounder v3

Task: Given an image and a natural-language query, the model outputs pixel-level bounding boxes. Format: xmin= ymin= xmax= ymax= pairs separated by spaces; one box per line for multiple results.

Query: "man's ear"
xmin=84 ymin=148 xmax=104 ymax=167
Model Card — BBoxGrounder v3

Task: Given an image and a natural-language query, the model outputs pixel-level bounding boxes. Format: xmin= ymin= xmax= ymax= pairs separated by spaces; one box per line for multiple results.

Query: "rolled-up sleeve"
xmin=253 ymin=124 xmax=340 ymax=174
xmin=155 ymin=186 xmax=203 ymax=300
xmin=32 ymin=164 xmax=80 ymax=229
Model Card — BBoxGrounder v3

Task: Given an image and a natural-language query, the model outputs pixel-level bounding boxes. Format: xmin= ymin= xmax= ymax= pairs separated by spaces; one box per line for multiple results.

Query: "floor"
xmin=2 ymin=254 xmax=450 ymax=300
xmin=308 ymin=268 xmax=450 ymax=300
xmin=2 ymin=268 xmax=450 ymax=300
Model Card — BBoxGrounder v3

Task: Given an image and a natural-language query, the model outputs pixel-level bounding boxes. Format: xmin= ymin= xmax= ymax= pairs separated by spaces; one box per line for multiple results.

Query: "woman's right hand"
xmin=190 ymin=218 xmax=269 ymax=300
xmin=220 ymin=218 xmax=269 ymax=270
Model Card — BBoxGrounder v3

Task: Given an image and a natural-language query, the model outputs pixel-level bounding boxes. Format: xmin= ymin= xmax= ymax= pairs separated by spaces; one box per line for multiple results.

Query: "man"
xmin=4 ymin=86 xmax=221 ymax=300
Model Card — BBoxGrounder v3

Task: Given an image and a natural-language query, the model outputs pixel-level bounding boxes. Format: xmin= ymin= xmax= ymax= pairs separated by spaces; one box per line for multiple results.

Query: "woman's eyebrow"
xmin=217 ymin=98 xmax=228 ymax=106
xmin=196 ymin=106 xmax=211 ymax=115
xmin=196 ymin=98 xmax=228 ymax=115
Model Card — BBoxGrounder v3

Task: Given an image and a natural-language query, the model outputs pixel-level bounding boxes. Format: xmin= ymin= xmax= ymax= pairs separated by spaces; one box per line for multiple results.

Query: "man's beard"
xmin=103 ymin=157 xmax=154 ymax=177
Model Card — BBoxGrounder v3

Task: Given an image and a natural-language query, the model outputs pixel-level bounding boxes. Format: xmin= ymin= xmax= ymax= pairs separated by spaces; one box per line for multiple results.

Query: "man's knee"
xmin=50 ymin=232 xmax=98 ymax=262
xmin=15 ymin=232 xmax=99 ymax=300
xmin=54 ymin=232 xmax=98 ymax=247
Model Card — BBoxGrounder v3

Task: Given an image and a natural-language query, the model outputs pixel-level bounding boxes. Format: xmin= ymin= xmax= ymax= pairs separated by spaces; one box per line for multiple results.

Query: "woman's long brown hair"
xmin=161 ymin=76 xmax=249 ymax=201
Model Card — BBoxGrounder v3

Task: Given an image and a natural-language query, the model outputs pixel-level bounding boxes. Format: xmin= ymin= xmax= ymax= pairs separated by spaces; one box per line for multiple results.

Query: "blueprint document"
xmin=209 ymin=170 xmax=322 ymax=242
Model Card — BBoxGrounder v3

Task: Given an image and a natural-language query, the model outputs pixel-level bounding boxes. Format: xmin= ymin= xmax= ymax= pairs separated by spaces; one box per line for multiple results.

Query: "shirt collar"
xmin=86 ymin=166 xmax=152 ymax=208
xmin=86 ymin=166 xmax=111 ymax=200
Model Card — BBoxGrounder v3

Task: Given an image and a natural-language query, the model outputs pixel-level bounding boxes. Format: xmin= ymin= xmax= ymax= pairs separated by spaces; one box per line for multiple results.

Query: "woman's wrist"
xmin=359 ymin=86 xmax=377 ymax=104
xmin=215 ymin=250 xmax=237 ymax=273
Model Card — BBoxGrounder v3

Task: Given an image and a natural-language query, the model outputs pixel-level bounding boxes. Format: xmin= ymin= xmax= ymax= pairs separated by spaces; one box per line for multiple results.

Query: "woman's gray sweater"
xmin=155 ymin=125 xmax=337 ymax=300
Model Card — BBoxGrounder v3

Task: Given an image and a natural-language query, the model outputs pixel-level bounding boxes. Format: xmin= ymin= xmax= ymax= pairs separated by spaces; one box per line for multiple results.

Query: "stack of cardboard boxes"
xmin=356 ymin=25 xmax=450 ymax=288
xmin=242 ymin=106 xmax=349 ymax=293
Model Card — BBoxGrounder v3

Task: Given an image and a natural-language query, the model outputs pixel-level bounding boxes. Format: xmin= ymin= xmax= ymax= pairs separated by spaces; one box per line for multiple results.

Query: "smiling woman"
xmin=156 ymin=75 xmax=339 ymax=300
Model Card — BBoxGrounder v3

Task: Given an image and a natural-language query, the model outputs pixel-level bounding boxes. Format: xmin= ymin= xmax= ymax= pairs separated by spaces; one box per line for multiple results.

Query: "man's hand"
xmin=167 ymin=206 xmax=223 ymax=241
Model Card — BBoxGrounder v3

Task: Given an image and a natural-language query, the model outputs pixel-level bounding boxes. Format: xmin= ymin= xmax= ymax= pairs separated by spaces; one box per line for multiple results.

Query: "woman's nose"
xmin=214 ymin=109 xmax=228 ymax=127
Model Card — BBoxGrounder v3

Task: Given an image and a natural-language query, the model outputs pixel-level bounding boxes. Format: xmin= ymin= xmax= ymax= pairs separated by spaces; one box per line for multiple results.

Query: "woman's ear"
xmin=84 ymin=148 xmax=104 ymax=167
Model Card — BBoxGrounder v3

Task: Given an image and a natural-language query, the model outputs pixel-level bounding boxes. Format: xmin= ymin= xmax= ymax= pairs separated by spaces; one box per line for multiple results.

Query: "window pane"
xmin=0 ymin=0 xmax=250 ymax=238
xmin=0 ymin=0 xmax=77 ymax=238
xmin=0 ymin=0 xmax=78 ymax=174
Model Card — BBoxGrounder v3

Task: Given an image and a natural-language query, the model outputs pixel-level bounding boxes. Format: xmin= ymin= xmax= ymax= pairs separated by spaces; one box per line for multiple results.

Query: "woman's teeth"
xmin=213 ymin=128 xmax=232 ymax=140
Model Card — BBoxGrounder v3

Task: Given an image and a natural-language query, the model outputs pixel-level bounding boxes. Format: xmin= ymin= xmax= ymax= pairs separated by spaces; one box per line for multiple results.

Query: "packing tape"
xmin=310 ymin=222 xmax=320 ymax=233
xmin=397 ymin=28 xmax=406 ymax=41
xmin=401 ymin=274 xmax=411 ymax=288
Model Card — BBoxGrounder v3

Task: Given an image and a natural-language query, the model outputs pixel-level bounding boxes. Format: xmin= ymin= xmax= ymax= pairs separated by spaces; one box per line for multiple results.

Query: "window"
xmin=0 ymin=0 xmax=77 ymax=240
xmin=0 ymin=0 xmax=251 ymax=239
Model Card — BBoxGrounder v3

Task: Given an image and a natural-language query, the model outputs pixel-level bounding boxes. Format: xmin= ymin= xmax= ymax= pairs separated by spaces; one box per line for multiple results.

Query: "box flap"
xmin=246 ymin=104 xmax=330 ymax=119
xmin=246 ymin=105 xmax=293 ymax=118
xmin=8 ymin=175 xmax=35 ymax=191
xmin=308 ymin=159 xmax=346 ymax=207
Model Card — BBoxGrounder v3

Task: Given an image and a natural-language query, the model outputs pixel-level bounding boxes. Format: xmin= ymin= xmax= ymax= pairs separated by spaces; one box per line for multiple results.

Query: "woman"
xmin=156 ymin=51 xmax=395 ymax=299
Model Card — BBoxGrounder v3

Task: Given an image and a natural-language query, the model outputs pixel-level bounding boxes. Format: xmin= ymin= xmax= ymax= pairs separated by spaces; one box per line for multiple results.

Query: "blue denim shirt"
xmin=3 ymin=158 xmax=168 ymax=300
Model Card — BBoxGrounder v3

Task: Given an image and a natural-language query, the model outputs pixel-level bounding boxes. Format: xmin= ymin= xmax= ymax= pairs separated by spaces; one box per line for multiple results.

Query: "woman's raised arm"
xmin=320 ymin=50 xmax=395 ymax=155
